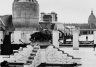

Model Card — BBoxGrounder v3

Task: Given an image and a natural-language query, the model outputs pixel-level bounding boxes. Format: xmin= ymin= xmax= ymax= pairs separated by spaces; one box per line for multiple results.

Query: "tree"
xmin=30 ymin=30 xmax=52 ymax=42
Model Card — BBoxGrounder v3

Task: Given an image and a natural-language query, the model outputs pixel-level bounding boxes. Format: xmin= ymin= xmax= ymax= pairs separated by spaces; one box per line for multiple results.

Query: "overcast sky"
xmin=0 ymin=0 xmax=96 ymax=23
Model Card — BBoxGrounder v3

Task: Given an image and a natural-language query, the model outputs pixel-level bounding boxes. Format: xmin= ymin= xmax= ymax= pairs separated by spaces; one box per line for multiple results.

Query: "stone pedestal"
xmin=73 ymin=30 xmax=79 ymax=50
xmin=52 ymin=31 xmax=59 ymax=48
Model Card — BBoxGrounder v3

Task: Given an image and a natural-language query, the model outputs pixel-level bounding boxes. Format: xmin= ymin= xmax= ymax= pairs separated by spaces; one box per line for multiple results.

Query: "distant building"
xmin=64 ymin=10 xmax=96 ymax=35
xmin=39 ymin=12 xmax=58 ymax=31
xmin=88 ymin=11 xmax=96 ymax=25
xmin=39 ymin=10 xmax=96 ymax=35
xmin=40 ymin=12 xmax=57 ymax=22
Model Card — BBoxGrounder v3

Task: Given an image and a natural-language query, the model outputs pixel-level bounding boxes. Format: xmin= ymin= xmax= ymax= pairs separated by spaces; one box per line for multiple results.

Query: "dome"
xmin=88 ymin=11 xmax=96 ymax=24
xmin=12 ymin=0 xmax=39 ymax=30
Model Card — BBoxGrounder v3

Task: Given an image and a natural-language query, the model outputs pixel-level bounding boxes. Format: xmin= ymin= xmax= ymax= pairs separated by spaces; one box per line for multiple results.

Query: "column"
xmin=0 ymin=31 xmax=3 ymax=55
xmin=63 ymin=34 xmax=66 ymax=44
xmin=51 ymin=12 xmax=57 ymax=22
xmin=11 ymin=32 xmax=14 ymax=44
xmin=73 ymin=29 xmax=79 ymax=50
xmin=21 ymin=31 xmax=30 ymax=44
xmin=21 ymin=31 xmax=27 ymax=43
xmin=0 ymin=31 xmax=3 ymax=44
xmin=52 ymin=31 xmax=59 ymax=48
xmin=41 ymin=12 xmax=45 ymax=21
xmin=94 ymin=31 xmax=96 ymax=45
xmin=13 ymin=31 xmax=22 ymax=44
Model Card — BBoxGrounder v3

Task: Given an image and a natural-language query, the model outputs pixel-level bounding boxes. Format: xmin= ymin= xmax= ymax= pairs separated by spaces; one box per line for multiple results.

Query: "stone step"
xmin=28 ymin=56 xmax=34 ymax=60
xmin=56 ymin=51 xmax=63 ymax=55
xmin=32 ymin=50 xmax=38 ymax=53
xmin=33 ymin=46 xmax=40 ymax=49
xmin=72 ymin=59 xmax=81 ymax=64
xmin=18 ymin=52 xmax=30 ymax=57
xmin=33 ymin=48 xmax=39 ymax=52
xmin=26 ymin=60 xmax=33 ymax=65
xmin=30 ymin=53 xmax=36 ymax=56
xmin=62 ymin=54 xmax=67 ymax=58
xmin=16 ymin=60 xmax=27 ymax=63
xmin=14 ymin=53 xmax=19 ymax=56
xmin=30 ymin=52 xmax=37 ymax=55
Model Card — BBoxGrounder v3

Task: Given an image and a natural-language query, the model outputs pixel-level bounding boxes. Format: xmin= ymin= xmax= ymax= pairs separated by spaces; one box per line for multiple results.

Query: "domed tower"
xmin=12 ymin=0 xmax=39 ymax=31
xmin=88 ymin=10 xmax=96 ymax=24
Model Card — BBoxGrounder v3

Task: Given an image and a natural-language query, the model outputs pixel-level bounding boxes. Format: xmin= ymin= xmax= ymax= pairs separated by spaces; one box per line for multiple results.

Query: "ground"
xmin=0 ymin=46 xmax=96 ymax=67
xmin=60 ymin=47 xmax=96 ymax=67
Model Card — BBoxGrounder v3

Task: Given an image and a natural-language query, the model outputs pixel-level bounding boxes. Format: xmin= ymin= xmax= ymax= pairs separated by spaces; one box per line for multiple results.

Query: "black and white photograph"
xmin=0 ymin=0 xmax=96 ymax=67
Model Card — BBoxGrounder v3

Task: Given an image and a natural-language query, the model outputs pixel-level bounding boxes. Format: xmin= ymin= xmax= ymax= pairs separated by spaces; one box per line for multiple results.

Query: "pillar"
xmin=41 ymin=12 xmax=45 ymax=21
xmin=51 ymin=12 xmax=57 ymax=22
xmin=94 ymin=31 xmax=96 ymax=45
xmin=63 ymin=34 xmax=66 ymax=44
xmin=11 ymin=33 xmax=14 ymax=44
xmin=21 ymin=31 xmax=27 ymax=43
xmin=13 ymin=31 xmax=22 ymax=44
xmin=52 ymin=31 xmax=59 ymax=48
xmin=73 ymin=29 xmax=79 ymax=50
xmin=0 ymin=31 xmax=3 ymax=44
xmin=0 ymin=31 xmax=3 ymax=55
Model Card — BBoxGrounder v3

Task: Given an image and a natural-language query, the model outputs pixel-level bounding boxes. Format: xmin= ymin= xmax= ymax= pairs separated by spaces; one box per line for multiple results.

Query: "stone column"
xmin=52 ymin=31 xmax=59 ymax=48
xmin=73 ymin=29 xmax=79 ymax=50
xmin=0 ymin=31 xmax=3 ymax=55
xmin=94 ymin=31 xmax=96 ymax=45
xmin=41 ymin=12 xmax=45 ymax=21
xmin=51 ymin=12 xmax=57 ymax=22
xmin=11 ymin=33 xmax=14 ymax=44
xmin=21 ymin=31 xmax=27 ymax=43
xmin=0 ymin=31 xmax=3 ymax=44
xmin=63 ymin=34 xmax=66 ymax=44
xmin=13 ymin=31 xmax=22 ymax=44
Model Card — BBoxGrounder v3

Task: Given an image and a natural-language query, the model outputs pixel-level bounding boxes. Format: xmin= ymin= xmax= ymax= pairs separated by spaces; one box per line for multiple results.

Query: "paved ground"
xmin=60 ymin=47 xmax=96 ymax=67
